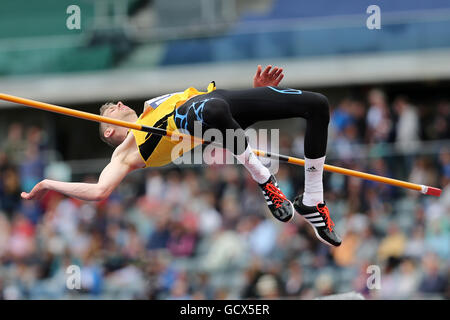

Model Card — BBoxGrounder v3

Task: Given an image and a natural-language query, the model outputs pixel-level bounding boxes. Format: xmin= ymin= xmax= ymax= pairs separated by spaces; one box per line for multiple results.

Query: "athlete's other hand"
xmin=21 ymin=180 xmax=49 ymax=200
xmin=253 ymin=65 xmax=284 ymax=88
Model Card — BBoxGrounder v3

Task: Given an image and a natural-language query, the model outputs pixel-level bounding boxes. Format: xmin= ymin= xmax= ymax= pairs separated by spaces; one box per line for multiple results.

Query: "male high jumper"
xmin=22 ymin=65 xmax=341 ymax=247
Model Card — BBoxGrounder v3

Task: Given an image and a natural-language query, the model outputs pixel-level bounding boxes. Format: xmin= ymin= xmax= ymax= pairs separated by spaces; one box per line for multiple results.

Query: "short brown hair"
xmin=99 ymin=102 xmax=116 ymax=147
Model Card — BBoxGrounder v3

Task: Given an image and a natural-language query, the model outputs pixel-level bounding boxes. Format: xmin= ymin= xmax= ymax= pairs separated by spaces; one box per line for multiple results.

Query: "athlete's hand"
xmin=21 ymin=180 xmax=49 ymax=200
xmin=253 ymin=65 xmax=284 ymax=88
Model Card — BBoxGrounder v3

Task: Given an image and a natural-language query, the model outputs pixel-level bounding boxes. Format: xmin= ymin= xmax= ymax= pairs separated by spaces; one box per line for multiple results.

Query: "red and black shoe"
xmin=293 ymin=195 xmax=342 ymax=247
xmin=259 ymin=175 xmax=294 ymax=222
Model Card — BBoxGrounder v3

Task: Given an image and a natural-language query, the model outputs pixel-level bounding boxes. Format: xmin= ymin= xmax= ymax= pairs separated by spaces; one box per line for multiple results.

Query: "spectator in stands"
xmin=366 ymin=89 xmax=392 ymax=143
xmin=0 ymin=168 xmax=22 ymax=216
xmin=146 ymin=214 xmax=171 ymax=251
xmin=427 ymin=100 xmax=450 ymax=140
xmin=393 ymin=95 xmax=420 ymax=153
xmin=377 ymin=222 xmax=406 ymax=261
xmin=418 ymin=252 xmax=448 ymax=298
xmin=2 ymin=123 xmax=26 ymax=166
xmin=330 ymin=98 xmax=354 ymax=135
xmin=167 ymin=221 xmax=197 ymax=257
xmin=283 ymin=259 xmax=304 ymax=297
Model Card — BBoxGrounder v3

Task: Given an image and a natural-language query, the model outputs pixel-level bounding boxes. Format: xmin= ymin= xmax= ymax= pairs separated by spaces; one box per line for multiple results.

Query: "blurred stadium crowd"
xmin=0 ymin=88 xmax=449 ymax=300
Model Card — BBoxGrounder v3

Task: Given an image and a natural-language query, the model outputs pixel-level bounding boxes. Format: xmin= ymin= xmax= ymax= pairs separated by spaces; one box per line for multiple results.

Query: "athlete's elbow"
xmin=93 ymin=186 xmax=111 ymax=201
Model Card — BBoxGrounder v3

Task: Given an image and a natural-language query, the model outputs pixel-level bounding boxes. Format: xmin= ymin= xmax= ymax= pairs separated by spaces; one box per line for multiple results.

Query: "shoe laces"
xmin=317 ymin=204 xmax=335 ymax=232
xmin=264 ymin=182 xmax=288 ymax=209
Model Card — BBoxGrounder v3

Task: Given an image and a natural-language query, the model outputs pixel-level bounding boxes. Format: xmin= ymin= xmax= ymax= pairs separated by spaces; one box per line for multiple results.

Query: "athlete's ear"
xmin=104 ymin=127 xmax=115 ymax=138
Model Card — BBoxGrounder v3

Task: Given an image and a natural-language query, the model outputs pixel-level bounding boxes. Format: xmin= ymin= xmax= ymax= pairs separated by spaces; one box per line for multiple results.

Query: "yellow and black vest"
xmin=131 ymin=82 xmax=216 ymax=167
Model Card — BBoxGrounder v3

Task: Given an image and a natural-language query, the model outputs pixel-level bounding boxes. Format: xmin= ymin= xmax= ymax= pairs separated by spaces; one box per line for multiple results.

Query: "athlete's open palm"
xmin=253 ymin=65 xmax=284 ymax=88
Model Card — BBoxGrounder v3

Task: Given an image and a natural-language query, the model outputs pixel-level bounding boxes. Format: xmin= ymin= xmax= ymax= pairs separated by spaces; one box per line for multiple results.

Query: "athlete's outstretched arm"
xmin=21 ymin=154 xmax=134 ymax=202
xmin=253 ymin=65 xmax=284 ymax=88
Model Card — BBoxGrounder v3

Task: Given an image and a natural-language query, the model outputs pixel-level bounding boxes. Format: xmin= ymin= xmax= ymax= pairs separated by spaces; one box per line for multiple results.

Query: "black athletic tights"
xmin=173 ymin=86 xmax=330 ymax=159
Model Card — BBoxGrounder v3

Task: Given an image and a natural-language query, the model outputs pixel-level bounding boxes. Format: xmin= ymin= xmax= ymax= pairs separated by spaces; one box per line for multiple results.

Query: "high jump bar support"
xmin=0 ymin=93 xmax=441 ymax=197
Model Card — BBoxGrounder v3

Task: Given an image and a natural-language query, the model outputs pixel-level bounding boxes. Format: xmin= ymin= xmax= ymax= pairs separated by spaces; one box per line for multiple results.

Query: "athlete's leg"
xmin=210 ymin=87 xmax=341 ymax=246
xmin=215 ymin=87 xmax=329 ymax=205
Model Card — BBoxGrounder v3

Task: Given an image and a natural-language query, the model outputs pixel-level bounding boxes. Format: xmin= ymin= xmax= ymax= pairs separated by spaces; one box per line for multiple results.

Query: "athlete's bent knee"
xmin=311 ymin=92 xmax=330 ymax=122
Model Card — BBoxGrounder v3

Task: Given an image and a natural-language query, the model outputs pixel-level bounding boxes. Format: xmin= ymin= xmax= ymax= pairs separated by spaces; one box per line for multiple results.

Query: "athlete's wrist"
xmin=40 ymin=179 xmax=51 ymax=190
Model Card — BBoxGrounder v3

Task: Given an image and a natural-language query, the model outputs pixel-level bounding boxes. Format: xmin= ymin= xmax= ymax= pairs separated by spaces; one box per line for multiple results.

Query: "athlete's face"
xmin=103 ymin=101 xmax=137 ymax=120
xmin=102 ymin=101 xmax=138 ymax=145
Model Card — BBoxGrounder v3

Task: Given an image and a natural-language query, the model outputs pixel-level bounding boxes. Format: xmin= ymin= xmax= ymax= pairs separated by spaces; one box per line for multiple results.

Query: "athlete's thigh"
xmin=215 ymin=87 xmax=316 ymax=128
